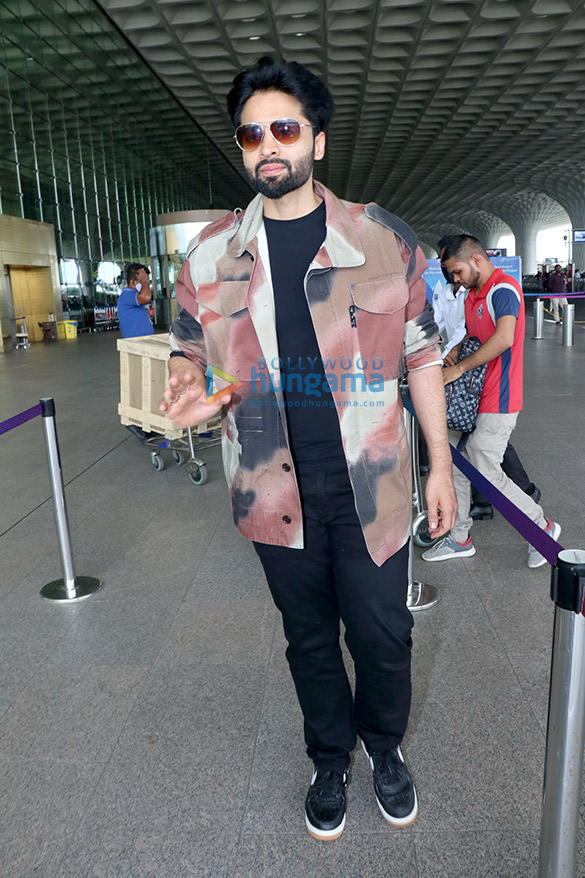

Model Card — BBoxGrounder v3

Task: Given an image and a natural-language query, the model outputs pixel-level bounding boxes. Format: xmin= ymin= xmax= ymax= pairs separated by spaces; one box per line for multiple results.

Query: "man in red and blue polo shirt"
xmin=422 ymin=235 xmax=561 ymax=568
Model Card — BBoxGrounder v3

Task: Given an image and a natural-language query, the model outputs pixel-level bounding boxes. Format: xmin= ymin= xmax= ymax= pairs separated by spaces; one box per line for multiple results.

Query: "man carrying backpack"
xmin=422 ymin=235 xmax=560 ymax=568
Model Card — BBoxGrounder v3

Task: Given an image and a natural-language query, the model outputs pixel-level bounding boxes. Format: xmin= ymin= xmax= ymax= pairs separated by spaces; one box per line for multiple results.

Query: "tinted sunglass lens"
xmin=271 ymin=119 xmax=301 ymax=145
xmin=237 ymin=124 xmax=263 ymax=150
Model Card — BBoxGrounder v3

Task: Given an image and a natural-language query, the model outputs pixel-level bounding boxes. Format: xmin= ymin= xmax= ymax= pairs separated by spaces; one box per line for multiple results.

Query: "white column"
xmin=509 ymin=218 xmax=540 ymax=274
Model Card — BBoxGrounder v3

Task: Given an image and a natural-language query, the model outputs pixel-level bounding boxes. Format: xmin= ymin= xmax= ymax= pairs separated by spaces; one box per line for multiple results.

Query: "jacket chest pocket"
xmin=197 ymin=281 xmax=260 ymax=381
xmin=349 ymin=275 xmax=408 ymax=381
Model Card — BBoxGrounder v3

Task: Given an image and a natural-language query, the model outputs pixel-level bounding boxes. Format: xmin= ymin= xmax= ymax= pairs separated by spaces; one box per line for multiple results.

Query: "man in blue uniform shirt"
xmin=118 ymin=262 xmax=154 ymax=442
xmin=118 ymin=263 xmax=154 ymax=338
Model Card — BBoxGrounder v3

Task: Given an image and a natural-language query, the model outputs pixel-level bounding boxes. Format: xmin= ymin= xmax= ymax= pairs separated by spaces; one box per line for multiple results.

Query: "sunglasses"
xmin=234 ymin=118 xmax=315 ymax=151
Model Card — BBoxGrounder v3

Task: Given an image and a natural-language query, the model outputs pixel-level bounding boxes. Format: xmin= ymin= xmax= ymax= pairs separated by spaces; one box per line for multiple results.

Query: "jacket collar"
xmin=226 ymin=193 xmax=264 ymax=259
xmin=226 ymin=181 xmax=366 ymax=269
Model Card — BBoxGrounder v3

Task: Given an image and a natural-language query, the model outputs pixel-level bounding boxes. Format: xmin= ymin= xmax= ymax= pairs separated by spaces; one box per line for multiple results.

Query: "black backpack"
xmin=444 ymin=337 xmax=487 ymax=433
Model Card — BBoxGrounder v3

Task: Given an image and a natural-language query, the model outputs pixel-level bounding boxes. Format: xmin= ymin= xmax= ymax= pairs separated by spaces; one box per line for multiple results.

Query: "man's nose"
xmin=260 ymin=127 xmax=279 ymax=156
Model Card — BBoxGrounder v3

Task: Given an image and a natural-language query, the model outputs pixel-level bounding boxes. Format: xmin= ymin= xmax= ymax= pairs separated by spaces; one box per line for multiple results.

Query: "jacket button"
xmin=282 ymin=515 xmax=291 ymax=524
xmin=282 ymin=463 xmax=291 ymax=472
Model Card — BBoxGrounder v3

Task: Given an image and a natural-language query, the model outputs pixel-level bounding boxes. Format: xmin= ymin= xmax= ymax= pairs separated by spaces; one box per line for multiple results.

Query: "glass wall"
xmin=149 ymin=211 xmax=229 ymax=327
xmin=0 ymin=0 xmax=252 ymax=324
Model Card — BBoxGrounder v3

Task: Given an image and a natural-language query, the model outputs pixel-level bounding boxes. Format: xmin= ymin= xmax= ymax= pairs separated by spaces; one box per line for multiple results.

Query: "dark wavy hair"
xmin=227 ymin=56 xmax=335 ymax=133
xmin=126 ymin=262 xmax=149 ymax=284
xmin=437 ymin=234 xmax=458 ymax=253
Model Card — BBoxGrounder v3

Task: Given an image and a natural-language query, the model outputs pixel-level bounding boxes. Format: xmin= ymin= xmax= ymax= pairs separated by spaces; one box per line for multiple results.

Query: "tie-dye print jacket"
xmin=171 ymin=182 xmax=441 ymax=566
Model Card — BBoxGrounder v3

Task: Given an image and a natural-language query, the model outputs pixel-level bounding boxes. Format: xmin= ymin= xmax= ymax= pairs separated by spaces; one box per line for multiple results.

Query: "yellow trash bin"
xmin=64 ymin=320 xmax=78 ymax=339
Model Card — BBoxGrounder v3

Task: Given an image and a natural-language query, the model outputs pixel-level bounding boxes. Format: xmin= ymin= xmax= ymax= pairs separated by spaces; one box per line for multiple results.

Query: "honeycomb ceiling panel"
xmin=87 ymin=0 xmax=585 ymax=238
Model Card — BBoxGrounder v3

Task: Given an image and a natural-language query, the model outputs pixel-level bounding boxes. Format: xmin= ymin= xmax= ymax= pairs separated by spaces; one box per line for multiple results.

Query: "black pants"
xmin=472 ymin=442 xmax=531 ymax=505
xmin=253 ymin=467 xmax=412 ymax=774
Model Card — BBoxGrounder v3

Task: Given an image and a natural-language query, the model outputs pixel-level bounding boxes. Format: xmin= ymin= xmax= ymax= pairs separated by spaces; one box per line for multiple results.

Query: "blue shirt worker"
xmin=118 ymin=263 xmax=154 ymax=338
xmin=118 ymin=262 xmax=154 ymax=443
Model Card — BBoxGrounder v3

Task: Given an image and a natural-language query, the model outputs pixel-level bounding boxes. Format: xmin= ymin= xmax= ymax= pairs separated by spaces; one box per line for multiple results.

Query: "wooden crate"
xmin=117 ymin=333 xmax=219 ymax=439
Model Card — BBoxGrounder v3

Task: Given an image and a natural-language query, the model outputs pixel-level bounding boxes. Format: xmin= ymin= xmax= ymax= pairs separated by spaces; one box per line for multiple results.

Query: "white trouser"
xmin=550 ymin=297 xmax=568 ymax=321
xmin=448 ymin=412 xmax=547 ymax=543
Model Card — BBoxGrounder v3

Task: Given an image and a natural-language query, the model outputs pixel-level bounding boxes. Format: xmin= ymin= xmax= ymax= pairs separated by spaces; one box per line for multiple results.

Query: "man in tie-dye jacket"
xmin=160 ymin=57 xmax=456 ymax=841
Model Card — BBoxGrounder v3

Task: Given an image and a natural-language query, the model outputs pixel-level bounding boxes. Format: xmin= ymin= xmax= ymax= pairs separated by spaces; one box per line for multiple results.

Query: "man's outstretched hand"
xmin=159 ymin=358 xmax=232 ymax=427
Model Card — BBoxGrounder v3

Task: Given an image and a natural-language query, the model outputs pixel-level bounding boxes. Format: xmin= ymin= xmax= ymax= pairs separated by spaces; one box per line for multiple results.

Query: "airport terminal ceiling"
xmin=95 ymin=0 xmax=585 ymax=249
xmin=2 ymin=0 xmax=585 ymax=252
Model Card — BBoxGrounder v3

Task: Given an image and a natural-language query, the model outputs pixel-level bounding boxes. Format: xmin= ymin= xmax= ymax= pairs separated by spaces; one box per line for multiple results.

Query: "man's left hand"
xmin=425 ymin=469 xmax=457 ymax=538
xmin=442 ymin=363 xmax=463 ymax=385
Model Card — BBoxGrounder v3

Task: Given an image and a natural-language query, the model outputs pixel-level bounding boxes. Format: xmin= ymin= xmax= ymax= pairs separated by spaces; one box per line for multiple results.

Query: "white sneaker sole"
xmin=528 ymin=523 xmax=561 ymax=568
xmin=305 ymin=813 xmax=346 ymax=840
xmin=375 ymin=787 xmax=418 ymax=827
xmin=362 ymin=741 xmax=418 ymax=827
xmin=422 ymin=544 xmax=476 ymax=562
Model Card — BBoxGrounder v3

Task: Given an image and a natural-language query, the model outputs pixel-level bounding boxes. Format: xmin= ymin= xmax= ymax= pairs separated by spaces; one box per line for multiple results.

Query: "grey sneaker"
xmin=528 ymin=518 xmax=561 ymax=568
xmin=422 ymin=533 xmax=475 ymax=562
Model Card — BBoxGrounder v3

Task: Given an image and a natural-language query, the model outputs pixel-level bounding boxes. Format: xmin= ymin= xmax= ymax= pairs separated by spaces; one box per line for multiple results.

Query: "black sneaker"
xmin=525 ymin=483 xmax=542 ymax=504
xmin=362 ymin=741 xmax=418 ymax=826
xmin=305 ymin=767 xmax=347 ymax=840
xmin=469 ymin=502 xmax=493 ymax=521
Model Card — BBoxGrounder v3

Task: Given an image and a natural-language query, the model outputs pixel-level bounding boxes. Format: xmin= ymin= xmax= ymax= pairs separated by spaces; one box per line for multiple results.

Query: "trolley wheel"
xmin=188 ymin=464 xmax=208 ymax=486
xmin=413 ymin=516 xmax=440 ymax=548
xmin=172 ymin=450 xmax=185 ymax=466
xmin=151 ymin=453 xmax=165 ymax=472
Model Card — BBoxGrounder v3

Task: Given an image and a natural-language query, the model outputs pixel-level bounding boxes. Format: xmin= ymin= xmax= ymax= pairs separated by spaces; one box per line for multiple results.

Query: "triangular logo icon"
xmin=205 ymin=364 xmax=242 ymax=403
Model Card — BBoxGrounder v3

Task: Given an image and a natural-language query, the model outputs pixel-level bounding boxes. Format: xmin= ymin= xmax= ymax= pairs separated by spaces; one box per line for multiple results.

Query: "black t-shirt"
xmin=263 ymin=201 xmax=346 ymax=471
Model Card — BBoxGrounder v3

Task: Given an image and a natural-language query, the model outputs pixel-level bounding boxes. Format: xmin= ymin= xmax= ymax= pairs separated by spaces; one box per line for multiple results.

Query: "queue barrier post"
xmin=39 ymin=398 xmax=102 ymax=602
xmin=538 ymin=550 xmax=585 ymax=878
xmin=533 ymin=297 xmax=544 ymax=339
xmin=562 ymin=304 xmax=575 ymax=347
xmin=407 ymin=547 xmax=439 ymax=612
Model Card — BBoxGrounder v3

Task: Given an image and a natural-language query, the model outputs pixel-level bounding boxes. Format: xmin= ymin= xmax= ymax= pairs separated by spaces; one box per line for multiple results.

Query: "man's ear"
xmin=314 ymin=130 xmax=326 ymax=162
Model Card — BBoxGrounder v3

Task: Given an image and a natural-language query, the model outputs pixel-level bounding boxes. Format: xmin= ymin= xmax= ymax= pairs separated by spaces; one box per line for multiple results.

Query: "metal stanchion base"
xmin=407 ymin=581 xmax=439 ymax=612
xmin=41 ymin=576 xmax=102 ymax=603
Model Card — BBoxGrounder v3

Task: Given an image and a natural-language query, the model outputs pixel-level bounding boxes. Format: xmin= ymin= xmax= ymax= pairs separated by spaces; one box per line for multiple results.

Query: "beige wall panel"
xmin=0 ymin=214 xmax=62 ymax=350
xmin=10 ymin=267 xmax=55 ymax=343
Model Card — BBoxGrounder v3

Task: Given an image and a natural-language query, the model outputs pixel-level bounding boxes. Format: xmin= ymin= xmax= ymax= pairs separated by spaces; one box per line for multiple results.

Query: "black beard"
xmin=247 ymin=152 xmax=314 ymax=199
xmin=468 ymin=267 xmax=481 ymax=288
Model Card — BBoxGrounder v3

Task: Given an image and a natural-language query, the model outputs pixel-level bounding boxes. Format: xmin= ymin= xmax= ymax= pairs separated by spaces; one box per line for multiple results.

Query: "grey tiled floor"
xmin=1 ymin=316 xmax=584 ymax=877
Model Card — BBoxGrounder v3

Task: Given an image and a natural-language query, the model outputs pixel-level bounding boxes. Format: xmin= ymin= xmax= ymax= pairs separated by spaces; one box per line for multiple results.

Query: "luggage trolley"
xmin=117 ymin=333 xmax=222 ymax=487
xmin=408 ymin=414 xmax=431 ymax=546
xmin=145 ymin=423 xmax=221 ymax=485
xmin=400 ymin=379 xmax=429 ymax=543
xmin=400 ymin=379 xmax=439 ymax=611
